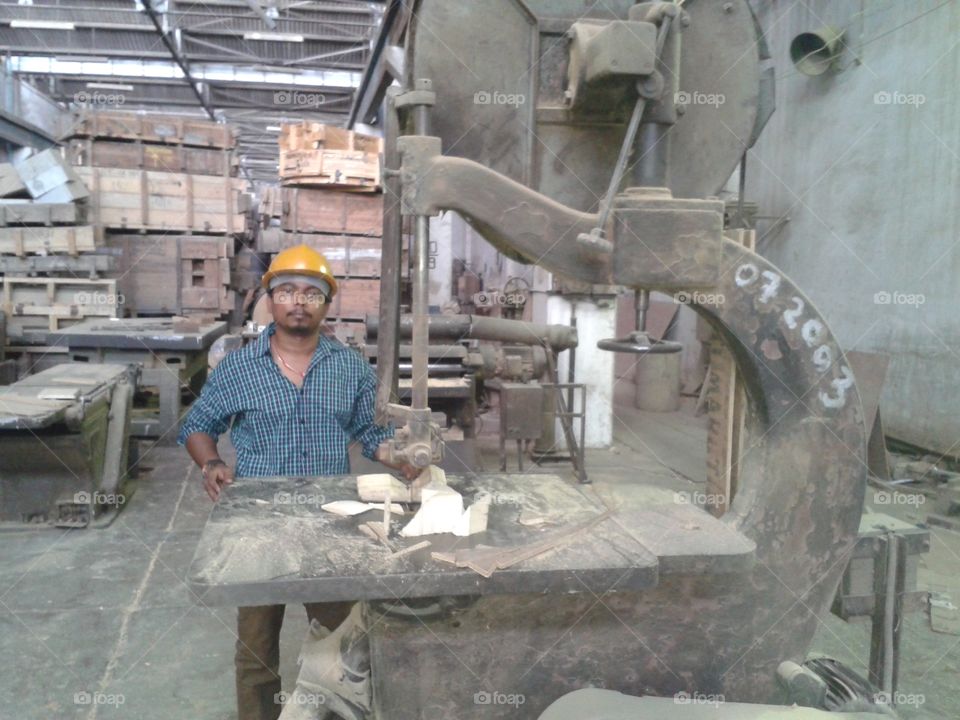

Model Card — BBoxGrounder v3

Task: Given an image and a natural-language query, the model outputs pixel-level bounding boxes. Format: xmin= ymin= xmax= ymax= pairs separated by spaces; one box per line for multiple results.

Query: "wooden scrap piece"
xmin=387 ymin=540 xmax=431 ymax=561
xmin=321 ymin=500 xmax=403 ymax=517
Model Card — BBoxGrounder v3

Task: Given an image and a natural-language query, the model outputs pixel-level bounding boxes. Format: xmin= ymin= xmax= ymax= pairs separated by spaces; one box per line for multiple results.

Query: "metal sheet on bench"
xmin=0 ymin=362 xmax=131 ymax=428
xmin=49 ymin=318 xmax=227 ymax=351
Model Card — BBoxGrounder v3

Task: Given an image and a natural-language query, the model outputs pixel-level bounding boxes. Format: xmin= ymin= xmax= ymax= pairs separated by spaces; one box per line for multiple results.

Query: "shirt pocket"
xmin=314 ymin=389 xmax=352 ymax=429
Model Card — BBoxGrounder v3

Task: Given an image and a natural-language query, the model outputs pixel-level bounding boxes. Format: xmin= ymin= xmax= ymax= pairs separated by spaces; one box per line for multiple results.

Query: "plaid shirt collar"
xmin=254 ymin=322 xmax=338 ymax=373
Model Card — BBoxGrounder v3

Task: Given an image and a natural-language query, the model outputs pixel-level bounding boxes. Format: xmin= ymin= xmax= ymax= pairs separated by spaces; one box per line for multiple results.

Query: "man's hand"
xmin=202 ymin=459 xmax=234 ymax=502
xmin=374 ymin=448 xmax=424 ymax=483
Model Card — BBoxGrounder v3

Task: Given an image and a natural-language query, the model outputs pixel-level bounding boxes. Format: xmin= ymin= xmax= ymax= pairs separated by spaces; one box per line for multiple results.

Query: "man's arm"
xmin=185 ymin=432 xmax=234 ymax=501
xmin=348 ymin=367 xmax=422 ymax=482
xmin=177 ymin=361 xmax=235 ymax=501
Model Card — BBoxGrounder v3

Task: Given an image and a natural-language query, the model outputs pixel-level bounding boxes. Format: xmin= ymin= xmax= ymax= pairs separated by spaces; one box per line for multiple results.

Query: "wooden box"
xmin=282 ymin=188 xmax=383 ymax=236
xmin=333 ymin=278 xmax=380 ymax=320
xmin=66 ymin=111 xmax=236 ymax=149
xmin=66 ymin=138 xmax=237 ymax=177
xmin=261 ymin=230 xmax=382 ymax=277
xmin=279 ymin=122 xmax=381 ymax=190
xmin=104 ymin=234 xmax=235 ymax=315
xmin=280 ymin=148 xmax=380 ymax=191
xmin=279 ymin=123 xmax=382 ymax=154
xmin=0 ymin=201 xmax=86 ymax=226
xmin=78 ymin=166 xmax=246 ymax=234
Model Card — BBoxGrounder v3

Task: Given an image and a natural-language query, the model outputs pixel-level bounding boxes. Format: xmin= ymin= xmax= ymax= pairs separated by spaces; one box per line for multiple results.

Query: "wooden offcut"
xmin=77 ymin=166 xmax=245 ymax=234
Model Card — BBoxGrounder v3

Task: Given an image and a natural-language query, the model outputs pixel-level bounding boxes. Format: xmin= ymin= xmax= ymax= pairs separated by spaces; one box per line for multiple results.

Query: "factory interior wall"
xmin=748 ymin=0 xmax=960 ymax=456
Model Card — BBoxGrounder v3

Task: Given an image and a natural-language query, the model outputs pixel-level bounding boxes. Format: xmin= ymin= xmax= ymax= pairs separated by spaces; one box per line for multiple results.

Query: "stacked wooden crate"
xmin=0 ymin=150 xmax=118 ymax=343
xmin=255 ymin=122 xmax=384 ymax=342
xmin=63 ymin=110 xmax=247 ymax=319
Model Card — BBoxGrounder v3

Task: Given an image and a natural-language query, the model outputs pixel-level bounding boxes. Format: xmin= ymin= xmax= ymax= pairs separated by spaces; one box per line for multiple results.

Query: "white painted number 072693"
xmin=735 ymin=262 xmax=852 ymax=410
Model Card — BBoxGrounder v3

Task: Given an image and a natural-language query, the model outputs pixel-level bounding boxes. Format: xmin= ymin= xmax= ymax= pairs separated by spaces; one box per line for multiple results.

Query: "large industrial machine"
xmin=189 ymin=1 xmax=877 ymax=718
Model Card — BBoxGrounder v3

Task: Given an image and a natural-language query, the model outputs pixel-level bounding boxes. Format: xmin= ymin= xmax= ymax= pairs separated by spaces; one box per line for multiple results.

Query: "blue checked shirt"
xmin=177 ymin=322 xmax=394 ymax=478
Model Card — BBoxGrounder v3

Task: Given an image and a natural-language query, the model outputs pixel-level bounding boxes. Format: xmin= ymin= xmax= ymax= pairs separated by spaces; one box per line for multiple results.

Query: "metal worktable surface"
xmin=186 ymin=473 xmax=755 ymax=607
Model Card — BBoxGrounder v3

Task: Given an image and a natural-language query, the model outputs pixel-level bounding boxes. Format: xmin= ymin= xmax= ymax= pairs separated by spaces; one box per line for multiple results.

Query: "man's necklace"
xmin=271 ymin=339 xmax=308 ymax=379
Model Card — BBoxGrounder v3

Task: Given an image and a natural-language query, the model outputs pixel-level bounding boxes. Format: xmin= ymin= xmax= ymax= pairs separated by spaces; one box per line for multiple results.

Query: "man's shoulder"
xmin=212 ymin=339 xmax=264 ymax=378
xmin=321 ymin=336 xmax=373 ymax=375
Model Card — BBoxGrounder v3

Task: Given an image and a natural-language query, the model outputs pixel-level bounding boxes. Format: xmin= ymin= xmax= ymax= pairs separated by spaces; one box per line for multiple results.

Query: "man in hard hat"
xmin=178 ymin=245 xmax=420 ymax=720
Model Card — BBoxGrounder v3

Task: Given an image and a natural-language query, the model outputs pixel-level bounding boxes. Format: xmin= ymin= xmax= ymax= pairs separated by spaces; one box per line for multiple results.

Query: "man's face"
xmin=267 ymin=280 xmax=329 ymax=336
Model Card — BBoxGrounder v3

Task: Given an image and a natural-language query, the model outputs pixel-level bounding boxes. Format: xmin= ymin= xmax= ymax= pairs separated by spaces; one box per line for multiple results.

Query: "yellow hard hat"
xmin=261 ymin=244 xmax=338 ymax=298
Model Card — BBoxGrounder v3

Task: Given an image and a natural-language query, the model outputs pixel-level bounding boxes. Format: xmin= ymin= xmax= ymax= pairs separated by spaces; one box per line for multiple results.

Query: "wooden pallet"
xmin=66 ymin=138 xmax=238 ymax=178
xmin=66 ymin=111 xmax=236 ymax=149
xmin=259 ymin=230 xmax=382 ymax=276
xmin=0 ymin=202 xmax=86 ymax=226
xmin=0 ymin=226 xmax=97 ymax=255
xmin=103 ymin=234 xmax=235 ymax=316
xmin=77 ymin=166 xmax=246 ymax=234
xmin=282 ymin=188 xmax=383 ymax=236
xmin=1 ymin=277 xmax=118 ymax=337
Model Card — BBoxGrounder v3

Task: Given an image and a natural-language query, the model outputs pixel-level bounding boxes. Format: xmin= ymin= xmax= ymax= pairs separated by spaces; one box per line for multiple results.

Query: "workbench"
xmin=0 ymin=362 xmax=138 ymax=527
xmin=50 ymin=317 xmax=227 ymax=443
xmin=188 ymin=472 xmax=756 ymax=718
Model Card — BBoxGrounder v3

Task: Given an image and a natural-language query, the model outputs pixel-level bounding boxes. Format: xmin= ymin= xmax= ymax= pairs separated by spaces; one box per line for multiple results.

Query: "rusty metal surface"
xmin=366 ymin=243 xmax=867 ymax=713
xmin=407 ymin=0 xmax=761 ymax=208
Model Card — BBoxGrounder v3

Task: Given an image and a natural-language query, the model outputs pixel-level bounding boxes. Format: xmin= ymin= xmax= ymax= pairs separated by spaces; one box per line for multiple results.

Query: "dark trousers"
xmin=235 ymin=602 xmax=354 ymax=720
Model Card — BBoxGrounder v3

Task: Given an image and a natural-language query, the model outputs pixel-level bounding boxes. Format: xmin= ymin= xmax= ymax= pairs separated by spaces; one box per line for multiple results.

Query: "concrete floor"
xmin=0 ymin=384 xmax=957 ymax=719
